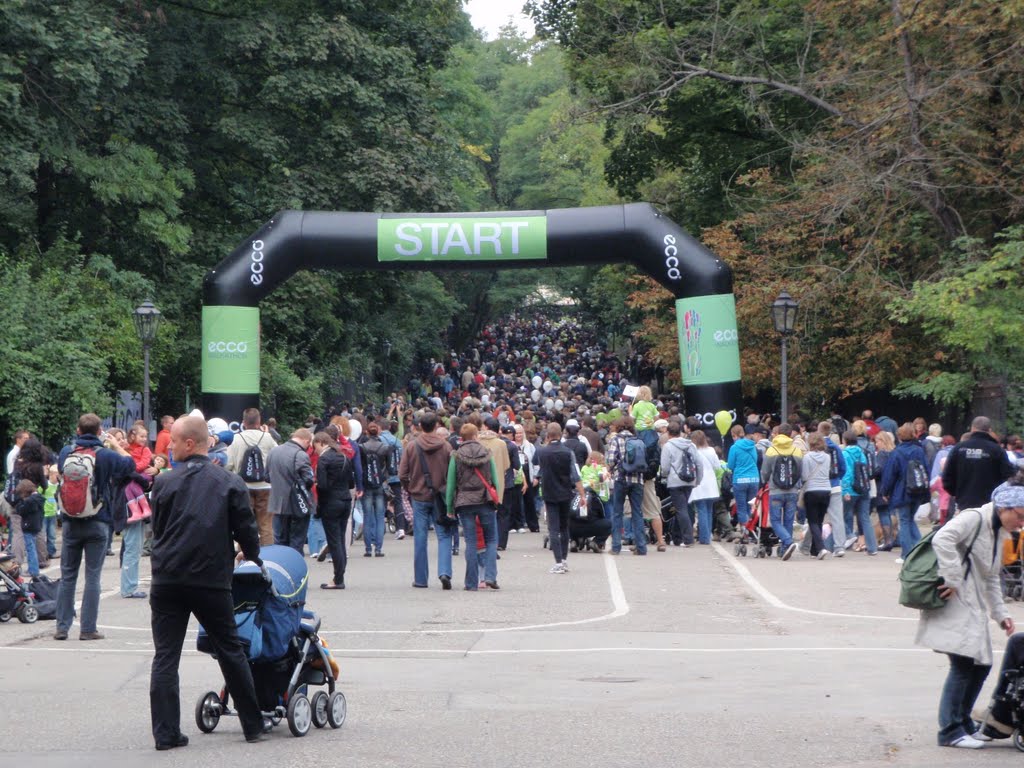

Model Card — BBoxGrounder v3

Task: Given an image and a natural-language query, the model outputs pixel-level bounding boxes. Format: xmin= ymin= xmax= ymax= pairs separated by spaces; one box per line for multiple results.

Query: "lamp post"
xmin=132 ymin=300 xmax=162 ymax=431
xmin=381 ymin=339 xmax=392 ymax=394
xmin=770 ymin=291 xmax=799 ymax=422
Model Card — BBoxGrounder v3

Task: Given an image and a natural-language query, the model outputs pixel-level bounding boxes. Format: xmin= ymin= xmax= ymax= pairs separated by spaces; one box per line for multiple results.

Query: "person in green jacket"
xmin=445 ymin=423 xmax=500 ymax=591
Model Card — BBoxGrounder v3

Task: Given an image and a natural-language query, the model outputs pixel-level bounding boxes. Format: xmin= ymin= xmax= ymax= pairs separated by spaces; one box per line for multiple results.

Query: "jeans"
xmin=120 ymin=521 xmax=144 ymax=595
xmin=362 ymin=488 xmax=387 ymax=554
xmin=732 ymin=480 xmax=759 ymax=525
xmin=459 ymin=505 xmax=497 ymax=589
xmin=306 ymin=516 xmax=326 ymax=557
xmin=769 ymin=491 xmax=799 ymax=549
xmin=668 ymin=487 xmax=695 ymax=545
xmin=612 ymin=480 xmax=645 ymax=553
xmin=273 ymin=515 xmax=307 ymax=554
xmin=412 ymin=498 xmax=454 ymax=586
xmin=895 ymin=505 xmax=921 ymax=556
xmin=24 ymin=527 xmax=40 ymax=576
xmin=694 ymin=498 xmax=716 ymax=544
xmin=44 ymin=516 xmax=58 ymax=558
xmin=150 ymin=584 xmax=264 ymax=746
xmin=843 ymin=495 xmax=877 ymax=553
xmin=937 ymin=653 xmax=990 ymax=744
xmin=56 ymin=518 xmax=109 ymax=634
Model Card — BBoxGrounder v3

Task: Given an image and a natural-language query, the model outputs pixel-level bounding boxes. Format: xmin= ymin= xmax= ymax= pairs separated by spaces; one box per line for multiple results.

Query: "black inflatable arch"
xmin=202 ymin=203 xmax=742 ymax=426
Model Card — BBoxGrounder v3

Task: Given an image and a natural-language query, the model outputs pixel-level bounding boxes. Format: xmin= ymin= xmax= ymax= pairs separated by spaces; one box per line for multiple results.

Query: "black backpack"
xmin=852 ymin=460 xmax=872 ymax=495
xmin=675 ymin=449 xmax=698 ymax=484
xmin=905 ymin=458 xmax=930 ymax=497
xmin=827 ymin=443 xmax=843 ymax=480
xmin=238 ymin=433 xmax=268 ymax=484
xmin=772 ymin=454 xmax=800 ymax=490
xmin=362 ymin=438 xmax=389 ymax=490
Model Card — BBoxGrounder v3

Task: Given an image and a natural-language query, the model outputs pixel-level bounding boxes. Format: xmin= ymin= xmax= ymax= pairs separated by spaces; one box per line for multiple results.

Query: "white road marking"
xmin=2 ymin=644 xmax=977 ymax=657
xmin=96 ymin=552 xmax=631 ymax=636
xmin=712 ymin=542 xmax=916 ymax=622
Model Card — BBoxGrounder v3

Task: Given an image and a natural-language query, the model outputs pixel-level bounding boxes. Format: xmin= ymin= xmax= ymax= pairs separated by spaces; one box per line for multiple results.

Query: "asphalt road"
xmin=4 ymin=528 xmax=1024 ymax=767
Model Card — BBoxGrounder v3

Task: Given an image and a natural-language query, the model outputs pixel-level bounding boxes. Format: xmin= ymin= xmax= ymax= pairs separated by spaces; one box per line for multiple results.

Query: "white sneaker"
xmin=781 ymin=543 xmax=797 ymax=561
xmin=549 ymin=563 xmax=567 ymax=574
xmin=844 ymin=536 xmax=858 ymax=550
xmin=517 ymin=528 xmax=528 ymax=534
xmin=395 ymin=530 xmax=405 ymax=540
xmin=817 ymin=550 xmax=831 ymax=560
xmin=895 ymin=558 xmax=905 ymax=565
xmin=833 ymin=548 xmax=845 ymax=558
xmin=945 ymin=734 xmax=985 ymax=749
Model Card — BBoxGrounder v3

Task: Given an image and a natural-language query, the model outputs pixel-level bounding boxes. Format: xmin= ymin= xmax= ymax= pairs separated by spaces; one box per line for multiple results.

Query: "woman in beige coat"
xmin=915 ymin=479 xmax=1024 ymax=749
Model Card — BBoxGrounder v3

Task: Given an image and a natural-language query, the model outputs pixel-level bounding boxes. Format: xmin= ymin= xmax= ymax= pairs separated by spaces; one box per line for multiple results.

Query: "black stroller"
xmin=195 ymin=545 xmax=346 ymax=737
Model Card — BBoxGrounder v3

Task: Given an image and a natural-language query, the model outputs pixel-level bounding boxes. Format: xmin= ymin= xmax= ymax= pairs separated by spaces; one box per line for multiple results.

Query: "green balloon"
xmin=714 ymin=410 xmax=734 ymax=436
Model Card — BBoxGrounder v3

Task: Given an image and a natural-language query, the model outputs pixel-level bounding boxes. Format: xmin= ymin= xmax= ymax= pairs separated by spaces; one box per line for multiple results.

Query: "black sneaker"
xmin=440 ymin=575 xmax=452 ymax=590
xmin=316 ymin=544 xmax=330 ymax=562
xmin=374 ymin=551 xmax=385 ymax=557
xmin=484 ymin=581 xmax=500 ymax=590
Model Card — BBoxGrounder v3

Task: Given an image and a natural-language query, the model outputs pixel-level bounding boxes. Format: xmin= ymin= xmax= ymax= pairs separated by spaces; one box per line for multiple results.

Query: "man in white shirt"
xmin=5 ymin=430 xmax=28 ymax=475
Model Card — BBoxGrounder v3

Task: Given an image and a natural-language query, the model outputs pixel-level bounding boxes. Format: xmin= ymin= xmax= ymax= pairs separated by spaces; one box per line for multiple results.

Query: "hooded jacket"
xmin=841 ymin=445 xmax=867 ymax=497
xmin=760 ymin=435 xmax=804 ymax=493
xmin=880 ymin=440 xmax=928 ymax=507
xmin=660 ymin=436 xmax=704 ymax=489
xmin=477 ymin=430 xmax=511 ymax=498
xmin=445 ymin=440 xmax=499 ymax=511
xmin=727 ymin=437 xmax=760 ymax=483
xmin=398 ymin=431 xmax=453 ymax=502
xmin=801 ymin=450 xmax=832 ymax=493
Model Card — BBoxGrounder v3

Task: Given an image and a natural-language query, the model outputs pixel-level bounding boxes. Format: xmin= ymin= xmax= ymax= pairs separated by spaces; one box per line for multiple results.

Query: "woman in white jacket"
xmin=916 ymin=479 xmax=1023 ymax=749
xmin=688 ymin=430 xmax=721 ymax=545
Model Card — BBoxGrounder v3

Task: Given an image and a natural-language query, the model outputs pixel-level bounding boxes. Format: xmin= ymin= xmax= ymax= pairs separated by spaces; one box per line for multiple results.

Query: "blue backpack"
xmin=620 ymin=436 xmax=648 ymax=475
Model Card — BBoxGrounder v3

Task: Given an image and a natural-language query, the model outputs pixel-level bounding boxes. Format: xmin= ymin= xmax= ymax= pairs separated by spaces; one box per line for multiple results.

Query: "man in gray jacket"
xmin=266 ymin=428 xmax=314 ymax=554
xmin=659 ymin=420 xmax=703 ymax=547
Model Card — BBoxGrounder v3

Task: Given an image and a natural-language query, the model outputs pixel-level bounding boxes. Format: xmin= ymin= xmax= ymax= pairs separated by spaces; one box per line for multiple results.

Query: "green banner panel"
xmin=675 ymin=295 xmax=742 ymax=386
xmin=377 ymin=216 xmax=547 ymax=262
xmin=202 ymin=306 xmax=260 ymax=394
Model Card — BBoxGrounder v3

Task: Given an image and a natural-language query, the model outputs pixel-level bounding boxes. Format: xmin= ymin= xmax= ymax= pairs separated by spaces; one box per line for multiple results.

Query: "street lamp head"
xmin=133 ymin=300 xmax=162 ymax=345
xmin=771 ymin=291 xmax=799 ymax=336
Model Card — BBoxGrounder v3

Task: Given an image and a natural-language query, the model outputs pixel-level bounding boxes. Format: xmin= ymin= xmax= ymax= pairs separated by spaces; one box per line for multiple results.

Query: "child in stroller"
xmin=195 ymin=545 xmax=346 ymax=738
xmin=0 ymin=553 xmax=38 ymax=624
xmin=974 ymin=633 xmax=1024 ymax=749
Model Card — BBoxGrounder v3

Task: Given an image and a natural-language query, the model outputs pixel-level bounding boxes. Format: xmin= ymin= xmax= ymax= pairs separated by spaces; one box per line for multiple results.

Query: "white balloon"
xmin=555 ymin=399 xmax=564 ymax=410
xmin=532 ymin=375 xmax=542 ymax=389
xmin=543 ymin=381 xmax=553 ymax=393
xmin=531 ymin=389 xmax=541 ymax=402
xmin=347 ymin=419 xmax=362 ymax=442
xmin=545 ymin=399 xmax=555 ymax=411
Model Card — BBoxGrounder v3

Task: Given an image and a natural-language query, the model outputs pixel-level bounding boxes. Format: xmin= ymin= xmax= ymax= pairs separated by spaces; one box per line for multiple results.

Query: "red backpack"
xmin=56 ymin=447 xmax=102 ymax=518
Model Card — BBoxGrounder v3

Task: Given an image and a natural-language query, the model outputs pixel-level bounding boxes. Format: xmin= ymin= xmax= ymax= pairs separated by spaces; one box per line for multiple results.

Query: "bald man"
xmin=148 ymin=416 xmax=266 ymax=750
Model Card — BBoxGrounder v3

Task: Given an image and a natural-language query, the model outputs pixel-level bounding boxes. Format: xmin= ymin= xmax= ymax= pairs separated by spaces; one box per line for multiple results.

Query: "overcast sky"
xmin=465 ymin=0 xmax=535 ymax=40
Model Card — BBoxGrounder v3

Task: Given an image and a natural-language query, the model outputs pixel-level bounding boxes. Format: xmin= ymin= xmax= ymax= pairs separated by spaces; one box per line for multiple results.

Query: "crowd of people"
xmin=4 ymin=310 xmax=1024 ymax=751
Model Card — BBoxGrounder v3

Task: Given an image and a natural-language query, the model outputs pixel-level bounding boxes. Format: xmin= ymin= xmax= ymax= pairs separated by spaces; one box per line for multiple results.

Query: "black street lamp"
xmin=381 ymin=339 xmax=392 ymax=393
xmin=132 ymin=300 xmax=162 ymax=431
xmin=770 ymin=291 xmax=799 ymax=422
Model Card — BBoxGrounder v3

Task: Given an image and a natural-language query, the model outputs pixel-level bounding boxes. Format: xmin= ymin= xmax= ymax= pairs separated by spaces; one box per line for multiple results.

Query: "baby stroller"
xmin=0 ymin=553 xmax=38 ymax=624
xmin=195 ymin=545 xmax=346 ymax=738
xmin=733 ymin=484 xmax=778 ymax=558
xmin=1002 ymin=531 xmax=1024 ymax=602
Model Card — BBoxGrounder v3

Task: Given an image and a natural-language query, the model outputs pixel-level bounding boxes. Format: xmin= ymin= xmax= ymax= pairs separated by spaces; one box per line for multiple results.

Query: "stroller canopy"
xmin=233 ymin=545 xmax=308 ymax=662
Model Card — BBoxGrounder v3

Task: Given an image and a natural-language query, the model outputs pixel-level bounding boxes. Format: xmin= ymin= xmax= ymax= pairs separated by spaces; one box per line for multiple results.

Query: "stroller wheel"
xmin=16 ymin=603 xmax=38 ymax=624
xmin=1013 ymin=729 xmax=1024 ymax=753
xmin=739 ymin=545 xmax=748 ymax=557
xmin=327 ymin=691 xmax=347 ymax=729
xmin=287 ymin=693 xmax=312 ymax=737
xmin=195 ymin=691 xmax=222 ymax=733
xmin=0 ymin=610 xmax=11 ymax=623
xmin=311 ymin=690 xmax=329 ymax=729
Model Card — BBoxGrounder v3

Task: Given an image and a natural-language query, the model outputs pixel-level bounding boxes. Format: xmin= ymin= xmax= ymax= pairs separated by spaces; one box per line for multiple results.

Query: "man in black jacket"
xmin=942 ymin=416 xmax=1018 ymax=513
xmin=148 ymin=415 xmax=266 ymax=751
